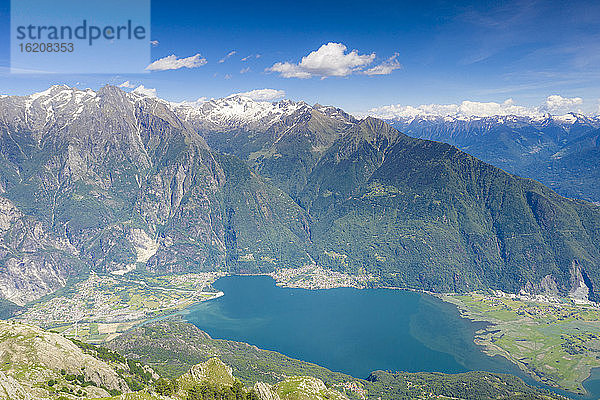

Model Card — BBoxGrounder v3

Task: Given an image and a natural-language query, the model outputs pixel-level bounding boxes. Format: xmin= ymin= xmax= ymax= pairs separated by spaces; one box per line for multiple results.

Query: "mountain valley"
xmin=1 ymin=85 xmax=600 ymax=398
xmin=0 ymin=85 xmax=599 ymax=307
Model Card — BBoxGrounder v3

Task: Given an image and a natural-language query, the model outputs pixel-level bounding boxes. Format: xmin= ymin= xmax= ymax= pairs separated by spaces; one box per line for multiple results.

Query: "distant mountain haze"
xmin=385 ymin=114 xmax=600 ymax=203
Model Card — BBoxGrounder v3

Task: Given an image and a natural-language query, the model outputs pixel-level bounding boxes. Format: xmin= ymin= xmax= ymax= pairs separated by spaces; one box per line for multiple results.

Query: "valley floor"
xmin=440 ymin=292 xmax=600 ymax=396
xmin=10 ymin=267 xmax=600 ymax=397
xmin=12 ymin=271 xmax=225 ymax=343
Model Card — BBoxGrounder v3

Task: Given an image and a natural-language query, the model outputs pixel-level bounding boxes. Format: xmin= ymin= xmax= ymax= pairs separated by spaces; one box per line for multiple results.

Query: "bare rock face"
xmin=569 ymin=261 xmax=591 ymax=302
xmin=253 ymin=381 xmax=281 ymax=400
xmin=521 ymin=274 xmax=559 ymax=298
xmin=0 ymin=196 xmax=80 ymax=305
xmin=539 ymin=274 xmax=560 ymax=296
xmin=0 ymin=320 xmax=128 ymax=398
xmin=0 ymin=371 xmax=33 ymax=400
xmin=177 ymin=357 xmax=235 ymax=390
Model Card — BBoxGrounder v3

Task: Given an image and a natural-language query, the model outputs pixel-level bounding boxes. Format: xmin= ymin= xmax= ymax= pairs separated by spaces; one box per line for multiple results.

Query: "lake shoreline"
xmin=215 ymin=272 xmax=583 ymax=399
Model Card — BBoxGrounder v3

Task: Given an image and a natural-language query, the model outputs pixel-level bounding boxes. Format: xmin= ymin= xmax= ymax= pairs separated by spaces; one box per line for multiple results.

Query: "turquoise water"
xmin=583 ymin=368 xmax=600 ymax=399
xmin=185 ymin=275 xmax=580 ymax=398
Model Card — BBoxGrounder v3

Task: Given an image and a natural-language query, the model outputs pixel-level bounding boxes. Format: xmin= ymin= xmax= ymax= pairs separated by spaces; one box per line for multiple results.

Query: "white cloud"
xmin=267 ymin=42 xmax=376 ymax=79
xmin=363 ymin=53 xmax=402 ymax=76
xmin=219 ymin=50 xmax=237 ymax=63
xmin=267 ymin=62 xmax=312 ymax=79
xmin=131 ymin=85 xmax=157 ymax=98
xmin=150 ymin=40 xmax=159 ymax=47
xmin=145 ymin=54 xmax=207 ymax=71
xmin=118 ymin=80 xmax=135 ymax=89
xmin=233 ymin=88 xmax=285 ymax=101
xmin=241 ymin=54 xmax=261 ymax=62
xmin=369 ymin=98 xmax=539 ymax=119
xmin=543 ymin=95 xmax=583 ymax=113
xmin=458 ymin=99 xmax=538 ymax=117
xmin=240 ymin=67 xmax=250 ymax=74
xmin=171 ymin=97 xmax=208 ymax=107
xmin=368 ymin=95 xmax=592 ymax=119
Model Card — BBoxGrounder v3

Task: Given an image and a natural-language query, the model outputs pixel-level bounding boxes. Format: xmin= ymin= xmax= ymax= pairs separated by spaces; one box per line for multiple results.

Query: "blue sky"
xmin=0 ymin=0 xmax=599 ymax=115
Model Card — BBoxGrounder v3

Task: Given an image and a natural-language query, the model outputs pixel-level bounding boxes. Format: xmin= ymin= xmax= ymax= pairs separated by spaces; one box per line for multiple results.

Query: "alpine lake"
xmin=185 ymin=275 xmax=592 ymax=399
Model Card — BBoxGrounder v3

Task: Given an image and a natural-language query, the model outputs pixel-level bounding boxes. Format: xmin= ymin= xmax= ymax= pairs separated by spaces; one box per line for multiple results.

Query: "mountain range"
xmin=0 ymin=85 xmax=599 ymax=311
xmin=386 ymin=113 xmax=600 ymax=203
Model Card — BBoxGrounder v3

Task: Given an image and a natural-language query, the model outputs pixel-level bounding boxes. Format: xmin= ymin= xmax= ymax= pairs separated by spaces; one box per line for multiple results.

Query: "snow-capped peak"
xmin=173 ymin=93 xmax=311 ymax=130
xmin=385 ymin=111 xmax=600 ymax=128
xmin=552 ymin=112 xmax=579 ymax=124
xmin=3 ymin=85 xmax=359 ymax=135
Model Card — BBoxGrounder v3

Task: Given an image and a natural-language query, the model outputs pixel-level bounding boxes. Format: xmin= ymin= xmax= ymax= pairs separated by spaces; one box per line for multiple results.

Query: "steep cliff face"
xmin=0 ymin=86 xmax=314 ymax=303
xmin=0 ymin=320 xmax=129 ymax=398
xmin=0 ymin=195 xmax=81 ymax=305
xmin=1 ymin=86 xmax=600 ymax=304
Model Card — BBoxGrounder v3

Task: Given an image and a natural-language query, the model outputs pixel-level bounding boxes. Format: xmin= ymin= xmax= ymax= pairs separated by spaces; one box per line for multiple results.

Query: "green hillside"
xmin=300 ymin=118 xmax=600 ymax=297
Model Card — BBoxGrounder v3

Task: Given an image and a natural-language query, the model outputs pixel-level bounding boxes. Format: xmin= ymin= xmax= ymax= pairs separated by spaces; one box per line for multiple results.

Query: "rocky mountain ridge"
xmin=0 ymin=320 xmax=135 ymax=399
xmin=385 ymin=112 xmax=600 ymax=202
xmin=0 ymin=86 xmax=599 ymax=308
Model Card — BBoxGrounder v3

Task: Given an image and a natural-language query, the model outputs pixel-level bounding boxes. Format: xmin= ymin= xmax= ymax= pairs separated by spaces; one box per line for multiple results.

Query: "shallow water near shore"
xmin=583 ymin=367 xmax=600 ymax=398
xmin=185 ymin=275 xmax=584 ymax=399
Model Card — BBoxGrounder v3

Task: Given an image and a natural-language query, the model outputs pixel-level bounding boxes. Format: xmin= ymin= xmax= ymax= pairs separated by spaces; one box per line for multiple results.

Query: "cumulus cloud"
xmin=118 ymin=80 xmax=135 ymax=89
xmin=150 ymin=40 xmax=159 ymax=47
xmin=267 ymin=42 xmax=377 ymax=79
xmin=543 ymin=95 xmax=583 ymax=113
xmin=131 ymin=85 xmax=157 ymax=98
xmin=369 ymin=99 xmax=537 ymax=119
xmin=233 ymin=88 xmax=285 ymax=101
xmin=458 ymin=99 xmax=538 ymax=117
xmin=145 ymin=54 xmax=207 ymax=71
xmin=219 ymin=50 xmax=237 ymax=63
xmin=363 ymin=53 xmax=402 ymax=76
xmin=368 ymin=95 xmax=591 ymax=119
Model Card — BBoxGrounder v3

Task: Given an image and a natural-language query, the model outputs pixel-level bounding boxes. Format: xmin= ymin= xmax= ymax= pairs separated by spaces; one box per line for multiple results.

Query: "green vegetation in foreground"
xmin=274 ymin=375 xmax=346 ymax=400
xmin=0 ymin=319 xmax=157 ymax=399
xmin=106 ymin=318 xmax=355 ymax=385
xmin=105 ymin=318 xmax=565 ymax=400
xmin=365 ymin=370 xmax=562 ymax=400
xmin=442 ymin=292 xmax=600 ymax=395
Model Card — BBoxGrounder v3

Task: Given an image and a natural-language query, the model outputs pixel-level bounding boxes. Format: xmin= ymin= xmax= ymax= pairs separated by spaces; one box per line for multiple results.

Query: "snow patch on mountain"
xmin=173 ymin=94 xmax=311 ymax=130
xmin=368 ymin=95 xmax=594 ymax=122
xmin=384 ymin=112 xmax=600 ymax=131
